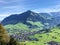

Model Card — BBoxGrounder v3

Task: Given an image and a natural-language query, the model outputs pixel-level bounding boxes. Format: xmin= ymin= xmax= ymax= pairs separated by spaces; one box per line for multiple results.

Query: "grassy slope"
xmin=4 ymin=22 xmax=44 ymax=34
xmin=21 ymin=27 xmax=60 ymax=45
xmin=4 ymin=22 xmax=60 ymax=45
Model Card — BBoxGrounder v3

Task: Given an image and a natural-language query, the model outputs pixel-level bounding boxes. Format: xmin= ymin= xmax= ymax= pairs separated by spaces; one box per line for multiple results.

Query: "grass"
xmin=4 ymin=23 xmax=60 ymax=45
xmin=27 ymin=21 xmax=44 ymax=27
xmin=4 ymin=23 xmax=29 ymax=31
xmin=24 ymin=27 xmax=60 ymax=45
xmin=4 ymin=22 xmax=44 ymax=35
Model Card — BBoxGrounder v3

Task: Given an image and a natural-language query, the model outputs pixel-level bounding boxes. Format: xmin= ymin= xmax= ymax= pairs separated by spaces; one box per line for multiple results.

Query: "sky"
xmin=0 ymin=0 xmax=60 ymax=21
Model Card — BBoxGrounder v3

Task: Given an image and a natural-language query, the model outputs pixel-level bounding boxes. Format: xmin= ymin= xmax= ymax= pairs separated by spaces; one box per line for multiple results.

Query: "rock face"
xmin=0 ymin=24 xmax=10 ymax=44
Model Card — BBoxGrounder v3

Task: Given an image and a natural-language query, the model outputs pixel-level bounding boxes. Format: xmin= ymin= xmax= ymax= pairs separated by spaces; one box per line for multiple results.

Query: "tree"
xmin=0 ymin=24 xmax=20 ymax=45
xmin=0 ymin=24 xmax=10 ymax=45
xmin=8 ymin=36 xmax=20 ymax=45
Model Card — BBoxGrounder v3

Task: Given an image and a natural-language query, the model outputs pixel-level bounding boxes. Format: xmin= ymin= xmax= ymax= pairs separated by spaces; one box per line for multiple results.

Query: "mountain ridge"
xmin=1 ymin=10 xmax=60 ymax=28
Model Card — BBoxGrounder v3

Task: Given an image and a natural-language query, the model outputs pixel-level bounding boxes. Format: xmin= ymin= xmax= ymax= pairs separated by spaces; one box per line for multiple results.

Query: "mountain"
xmin=39 ymin=12 xmax=60 ymax=28
xmin=51 ymin=12 xmax=60 ymax=17
xmin=1 ymin=10 xmax=44 ymax=25
xmin=1 ymin=10 xmax=60 ymax=44
xmin=1 ymin=10 xmax=60 ymax=28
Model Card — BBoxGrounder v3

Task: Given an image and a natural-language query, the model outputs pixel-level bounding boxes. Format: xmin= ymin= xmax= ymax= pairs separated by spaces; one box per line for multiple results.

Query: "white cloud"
xmin=3 ymin=5 xmax=24 ymax=9
xmin=0 ymin=0 xmax=25 ymax=4
xmin=0 ymin=14 xmax=10 ymax=21
xmin=33 ymin=5 xmax=60 ymax=13
xmin=0 ymin=0 xmax=4 ymax=2
xmin=9 ymin=0 xmax=25 ymax=2
xmin=0 ymin=0 xmax=6 ymax=4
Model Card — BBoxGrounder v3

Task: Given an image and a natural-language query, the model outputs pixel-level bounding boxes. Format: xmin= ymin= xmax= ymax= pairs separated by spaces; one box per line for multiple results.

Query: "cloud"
xmin=9 ymin=0 xmax=25 ymax=2
xmin=0 ymin=14 xmax=10 ymax=21
xmin=3 ymin=6 xmax=20 ymax=9
xmin=33 ymin=5 xmax=60 ymax=13
xmin=0 ymin=0 xmax=13 ymax=4
xmin=0 ymin=0 xmax=25 ymax=4
xmin=0 ymin=0 xmax=7 ymax=4
xmin=0 ymin=15 xmax=9 ymax=16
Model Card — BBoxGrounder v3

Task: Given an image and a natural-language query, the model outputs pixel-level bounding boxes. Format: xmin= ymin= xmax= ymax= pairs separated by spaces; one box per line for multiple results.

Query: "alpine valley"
xmin=1 ymin=10 xmax=60 ymax=45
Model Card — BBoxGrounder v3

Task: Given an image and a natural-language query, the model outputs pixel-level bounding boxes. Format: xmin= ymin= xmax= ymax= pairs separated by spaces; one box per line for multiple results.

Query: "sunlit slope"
xmin=24 ymin=27 xmax=60 ymax=45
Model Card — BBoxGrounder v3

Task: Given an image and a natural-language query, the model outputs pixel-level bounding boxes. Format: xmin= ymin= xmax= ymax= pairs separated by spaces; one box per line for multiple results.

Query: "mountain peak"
xmin=25 ymin=10 xmax=34 ymax=13
xmin=26 ymin=10 xmax=32 ymax=12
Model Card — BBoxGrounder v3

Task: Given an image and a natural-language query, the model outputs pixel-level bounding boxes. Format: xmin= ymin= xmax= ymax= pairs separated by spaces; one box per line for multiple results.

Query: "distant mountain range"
xmin=1 ymin=10 xmax=60 ymax=28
